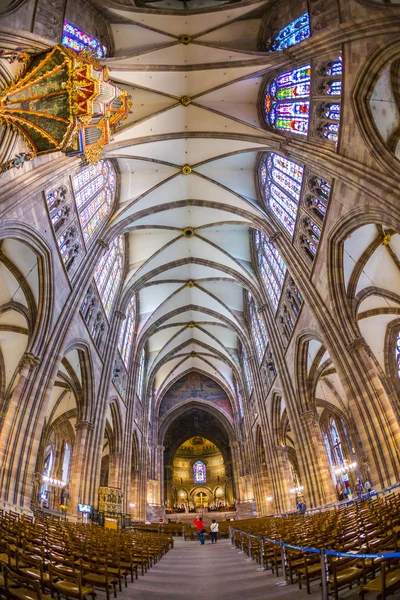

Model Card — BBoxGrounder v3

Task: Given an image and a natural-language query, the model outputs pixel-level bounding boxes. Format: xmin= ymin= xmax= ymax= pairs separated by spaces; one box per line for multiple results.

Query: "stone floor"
xmin=110 ymin=538 xmax=329 ymax=600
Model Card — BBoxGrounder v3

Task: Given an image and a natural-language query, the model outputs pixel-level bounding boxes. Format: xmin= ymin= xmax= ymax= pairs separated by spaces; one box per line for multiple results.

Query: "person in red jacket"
xmin=193 ymin=516 xmax=205 ymax=545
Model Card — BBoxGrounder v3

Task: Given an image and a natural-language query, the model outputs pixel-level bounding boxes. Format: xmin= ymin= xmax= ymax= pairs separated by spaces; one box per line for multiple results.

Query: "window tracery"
xmin=94 ymin=236 xmax=124 ymax=319
xmin=314 ymin=56 xmax=343 ymax=144
xmin=248 ymin=292 xmax=269 ymax=363
xmin=193 ymin=461 xmax=206 ymax=484
xmin=259 ymin=153 xmax=304 ymax=236
xmin=62 ymin=21 xmax=107 ymax=58
xmin=118 ymin=297 xmax=136 ymax=368
xmin=266 ymin=13 xmax=310 ymax=52
xmin=136 ymin=348 xmax=145 ymax=399
xmin=241 ymin=346 xmax=253 ymax=394
xmin=71 ymin=161 xmax=116 ymax=245
xmin=264 ymin=65 xmax=311 ymax=136
xmin=254 ymin=229 xmax=287 ymax=311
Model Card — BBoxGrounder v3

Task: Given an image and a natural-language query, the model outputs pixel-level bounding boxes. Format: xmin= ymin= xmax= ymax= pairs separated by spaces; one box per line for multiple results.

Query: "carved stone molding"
xmin=75 ymin=420 xmax=94 ymax=432
xmin=19 ymin=352 xmax=41 ymax=371
xmin=115 ymin=311 xmax=126 ymax=320
xmin=346 ymin=336 xmax=373 ymax=357
xmin=96 ymin=239 xmax=109 ymax=250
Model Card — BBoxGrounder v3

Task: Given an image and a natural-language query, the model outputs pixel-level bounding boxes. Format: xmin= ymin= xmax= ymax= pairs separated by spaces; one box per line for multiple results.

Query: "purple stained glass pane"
xmin=62 ymin=21 xmax=107 ymax=58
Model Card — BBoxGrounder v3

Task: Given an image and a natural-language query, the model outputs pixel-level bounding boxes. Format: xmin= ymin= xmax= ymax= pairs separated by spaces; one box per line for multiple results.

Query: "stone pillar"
xmin=273 ymin=446 xmax=295 ymax=513
xmin=68 ymin=421 xmax=94 ymax=516
xmin=299 ymin=411 xmax=337 ymax=508
xmin=154 ymin=445 xmax=165 ymax=506
xmin=0 ymin=352 xmax=41 ymax=511
xmin=108 ymin=452 xmax=123 ymax=488
xmin=229 ymin=441 xmax=242 ymax=503
xmin=345 ymin=338 xmax=400 ymax=489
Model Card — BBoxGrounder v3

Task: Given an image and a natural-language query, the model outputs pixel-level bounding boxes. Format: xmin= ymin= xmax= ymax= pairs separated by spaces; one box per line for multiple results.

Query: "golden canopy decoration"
xmin=0 ymin=45 xmax=130 ymax=164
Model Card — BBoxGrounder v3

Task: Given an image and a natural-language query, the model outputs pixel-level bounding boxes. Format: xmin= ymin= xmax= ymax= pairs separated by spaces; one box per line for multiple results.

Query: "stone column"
xmin=154 ymin=445 xmax=165 ymax=506
xmin=0 ymin=352 xmax=41 ymax=511
xmin=68 ymin=421 xmax=94 ymax=516
xmin=108 ymin=452 xmax=123 ymax=488
xmin=344 ymin=338 xmax=400 ymax=489
xmin=299 ymin=411 xmax=337 ymax=508
xmin=273 ymin=446 xmax=295 ymax=513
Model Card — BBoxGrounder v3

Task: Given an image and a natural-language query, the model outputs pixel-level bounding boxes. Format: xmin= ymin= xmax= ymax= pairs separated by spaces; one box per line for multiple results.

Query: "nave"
xmin=120 ymin=537 xmax=317 ymax=600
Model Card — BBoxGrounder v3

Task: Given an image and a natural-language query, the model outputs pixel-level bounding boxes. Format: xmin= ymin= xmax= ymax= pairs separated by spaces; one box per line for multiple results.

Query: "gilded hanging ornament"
xmin=0 ymin=45 xmax=131 ymax=167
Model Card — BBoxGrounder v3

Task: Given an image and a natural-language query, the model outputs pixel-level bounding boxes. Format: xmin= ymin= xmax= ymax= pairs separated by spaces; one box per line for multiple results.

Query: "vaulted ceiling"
xmin=103 ymin=0 xmax=278 ymax=407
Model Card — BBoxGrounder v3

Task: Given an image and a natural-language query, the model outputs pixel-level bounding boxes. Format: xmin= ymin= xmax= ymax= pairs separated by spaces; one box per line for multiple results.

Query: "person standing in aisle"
xmin=210 ymin=519 xmax=218 ymax=544
xmin=193 ymin=516 xmax=206 ymax=545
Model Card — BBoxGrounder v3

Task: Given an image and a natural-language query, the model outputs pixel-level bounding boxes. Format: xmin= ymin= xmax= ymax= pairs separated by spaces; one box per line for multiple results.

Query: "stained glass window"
xmin=94 ymin=235 xmax=124 ymax=319
xmin=248 ymin=292 xmax=269 ymax=363
xmin=396 ymin=333 xmax=400 ymax=377
xmin=62 ymin=21 xmax=107 ymax=58
xmin=266 ymin=13 xmax=310 ymax=52
xmin=260 ymin=153 xmax=304 ymax=236
xmin=118 ymin=296 xmax=136 ymax=367
xmin=264 ymin=65 xmax=311 ymax=136
xmin=193 ymin=461 xmax=206 ymax=484
xmin=72 ymin=160 xmax=116 ymax=245
xmin=242 ymin=346 xmax=253 ymax=393
xmin=254 ymin=230 xmax=287 ymax=311
xmin=136 ymin=348 xmax=145 ymax=399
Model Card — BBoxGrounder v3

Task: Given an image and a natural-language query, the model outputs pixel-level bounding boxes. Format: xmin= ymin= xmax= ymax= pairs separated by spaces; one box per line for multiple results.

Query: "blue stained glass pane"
xmin=322 ymin=103 xmax=341 ymax=120
xmin=94 ymin=235 xmax=124 ymax=319
xmin=267 ymin=13 xmax=311 ymax=52
xmin=325 ymin=81 xmax=342 ymax=96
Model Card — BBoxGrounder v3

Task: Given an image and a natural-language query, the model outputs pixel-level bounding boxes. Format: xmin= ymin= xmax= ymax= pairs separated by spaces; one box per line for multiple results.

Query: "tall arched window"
xmin=193 ymin=461 xmax=206 ymax=484
xmin=266 ymin=13 xmax=310 ymax=52
xmin=254 ymin=230 xmax=287 ymax=311
xmin=118 ymin=296 xmax=136 ymax=367
xmin=94 ymin=235 xmax=124 ymax=318
xmin=72 ymin=160 xmax=116 ymax=245
xmin=136 ymin=348 xmax=145 ymax=399
xmin=264 ymin=65 xmax=311 ymax=135
xmin=248 ymin=292 xmax=268 ymax=363
xmin=62 ymin=21 xmax=107 ymax=58
xmin=241 ymin=346 xmax=253 ymax=393
xmin=259 ymin=153 xmax=304 ymax=236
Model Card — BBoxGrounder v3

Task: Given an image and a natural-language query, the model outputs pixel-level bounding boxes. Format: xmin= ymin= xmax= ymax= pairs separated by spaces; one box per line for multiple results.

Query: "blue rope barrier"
xmin=230 ymin=482 xmax=400 ymax=560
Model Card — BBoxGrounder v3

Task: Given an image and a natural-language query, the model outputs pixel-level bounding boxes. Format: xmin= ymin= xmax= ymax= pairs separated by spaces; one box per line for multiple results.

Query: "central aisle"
xmin=121 ymin=538 xmax=321 ymax=600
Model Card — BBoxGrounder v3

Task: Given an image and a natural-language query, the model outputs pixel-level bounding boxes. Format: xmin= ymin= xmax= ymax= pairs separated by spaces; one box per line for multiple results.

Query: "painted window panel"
xmin=264 ymin=65 xmax=311 ymax=136
xmin=72 ymin=160 xmax=115 ymax=245
xmin=267 ymin=13 xmax=310 ymax=52
xmin=249 ymin=293 xmax=269 ymax=363
xmin=255 ymin=229 xmax=287 ymax=312
xmin=193 ymin=461 xmax=206 ymax=484
xmin=118 ymin=297 xmax=136 ymax=367
xmin=62 ymin=21 xmax=107 ymax=58
xmin=242 ymin=346 xmax=253 ymax=393
xmin=136 ymin=349 xmax=145 ymax=399
xmin=94 ymin=236 xmax=124 ymax=319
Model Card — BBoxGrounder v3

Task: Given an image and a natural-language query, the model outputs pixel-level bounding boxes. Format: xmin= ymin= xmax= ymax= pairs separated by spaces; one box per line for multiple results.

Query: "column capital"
xmin=299 ymin=410 xmax=319 ymax=428
xmin=19 ymin=352 xmax=41 ymax=371
xmin=346 ymin=336 xmax=373 ymax=357
xmin=109 ymin=451 xmax=124 ymax=458
xmin=115 ymin=311 xmax=126 ymax=320
xmin=257 ymin=303 xmax=270 ymax=313
xmin=75 ymin=420 xmax=94 ymax=432
xmin=156 ymin=445 xmax=165 ymax=452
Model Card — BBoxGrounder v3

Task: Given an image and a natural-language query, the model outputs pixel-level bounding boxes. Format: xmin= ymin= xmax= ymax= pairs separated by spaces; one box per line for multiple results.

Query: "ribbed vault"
xmin=101 ymin=0 xmax=279 ymax=406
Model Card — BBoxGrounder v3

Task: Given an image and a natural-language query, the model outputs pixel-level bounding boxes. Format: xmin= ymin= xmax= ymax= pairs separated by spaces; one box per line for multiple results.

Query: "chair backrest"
xmin=4 ymin=565 xmax=42 ymax=600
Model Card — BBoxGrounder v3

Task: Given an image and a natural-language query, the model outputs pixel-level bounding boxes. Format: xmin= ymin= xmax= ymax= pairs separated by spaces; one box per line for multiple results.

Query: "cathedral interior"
xmin=1 ymin=0 xmax=400 ymax=597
